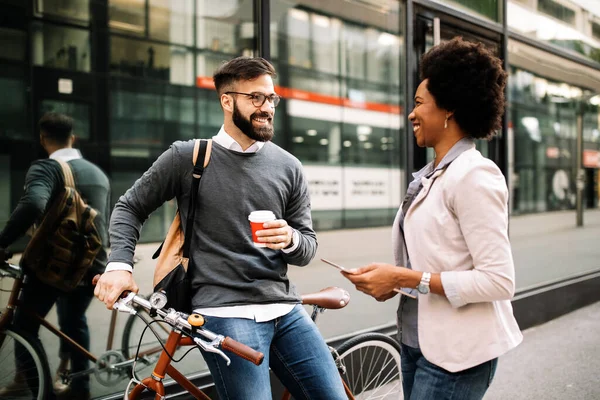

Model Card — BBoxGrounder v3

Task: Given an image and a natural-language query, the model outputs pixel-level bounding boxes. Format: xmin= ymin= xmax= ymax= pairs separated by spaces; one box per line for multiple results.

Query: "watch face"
xmin=417 ymin=283 xmax=430 ymax=294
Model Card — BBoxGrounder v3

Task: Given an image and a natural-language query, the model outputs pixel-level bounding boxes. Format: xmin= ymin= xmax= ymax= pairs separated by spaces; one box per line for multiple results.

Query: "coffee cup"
xmin=248 ymin=210 xmax=276 ymax=248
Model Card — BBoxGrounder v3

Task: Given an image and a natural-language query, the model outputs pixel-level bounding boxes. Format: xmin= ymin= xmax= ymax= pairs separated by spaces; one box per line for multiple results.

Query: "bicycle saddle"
xmin=301 ymin=287 xmax=350 ymax=309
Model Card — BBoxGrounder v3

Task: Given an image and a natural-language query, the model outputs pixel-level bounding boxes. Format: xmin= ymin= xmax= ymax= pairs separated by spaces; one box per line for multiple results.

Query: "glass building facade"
xmin=1 ymin=0 xmax=600 ymax=237
xmin=2 ymin=0 xmax=600 ymax=397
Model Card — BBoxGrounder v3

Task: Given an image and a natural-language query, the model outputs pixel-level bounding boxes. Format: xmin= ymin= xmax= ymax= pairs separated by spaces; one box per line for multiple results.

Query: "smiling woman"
xmin=343 ymin=37 xmax=522 ymax=400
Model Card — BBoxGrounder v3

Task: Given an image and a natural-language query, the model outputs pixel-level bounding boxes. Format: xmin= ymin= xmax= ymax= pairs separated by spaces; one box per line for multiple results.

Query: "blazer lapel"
xmin=406 ymin=169 xmax=445 ymax=217
xmin=392 ymin=208 xmax=407 ymax=266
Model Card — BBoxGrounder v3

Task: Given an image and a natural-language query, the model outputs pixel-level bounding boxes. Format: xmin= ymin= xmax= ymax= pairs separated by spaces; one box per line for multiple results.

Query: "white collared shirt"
xmin=213 ymin=125 xmax=265 ymax=153
xmin=107 ymin=127 xmax=298 ymax=321
xmin=49 ymin=148 xmax=82 ymax=162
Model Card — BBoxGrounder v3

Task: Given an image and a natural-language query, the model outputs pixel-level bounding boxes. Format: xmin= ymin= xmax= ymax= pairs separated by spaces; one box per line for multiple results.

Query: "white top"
xmin=401 ymin=148 xmax=523 ymax=372
xmin=49 ymin=148 xmax=82 ymax=162
xmin=107 ymin=126 xmax=299 ymax=321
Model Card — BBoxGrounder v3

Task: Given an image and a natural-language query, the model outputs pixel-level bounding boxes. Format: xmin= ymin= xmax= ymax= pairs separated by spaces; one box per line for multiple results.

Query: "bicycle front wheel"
xmin=0 ymin=328 xmax=51 ymax=400
xmin=335 ymin=332 xmax=402 ymax=400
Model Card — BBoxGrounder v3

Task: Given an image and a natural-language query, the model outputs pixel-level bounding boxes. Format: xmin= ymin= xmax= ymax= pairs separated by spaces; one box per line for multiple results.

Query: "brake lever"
xmin=193 ymin=336 xmax=231 ymax=366
xmin=112 ymin=292 xmax=137 ymax=314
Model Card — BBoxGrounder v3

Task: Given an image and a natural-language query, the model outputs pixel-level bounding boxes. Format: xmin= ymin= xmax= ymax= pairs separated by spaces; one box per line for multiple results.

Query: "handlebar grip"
xmin=221 ymin=337 xmax=264 ymax=366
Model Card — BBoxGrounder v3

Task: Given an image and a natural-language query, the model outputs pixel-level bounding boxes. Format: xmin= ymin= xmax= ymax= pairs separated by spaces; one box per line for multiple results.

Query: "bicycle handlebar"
xmin=221 ymin=337 xmax=265 ymax=365
xmin=91 ymin=274 xmax=264 ymax=366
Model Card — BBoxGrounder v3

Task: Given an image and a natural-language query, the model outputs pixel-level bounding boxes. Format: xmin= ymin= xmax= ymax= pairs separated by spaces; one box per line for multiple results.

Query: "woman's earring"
xmin=444 ymin=117 xmax=448 ymax=129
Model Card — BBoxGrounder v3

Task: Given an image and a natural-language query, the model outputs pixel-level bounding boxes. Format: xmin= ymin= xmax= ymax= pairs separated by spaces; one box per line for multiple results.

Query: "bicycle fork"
xmin=125 ymin=331 xmax=210 ymax=400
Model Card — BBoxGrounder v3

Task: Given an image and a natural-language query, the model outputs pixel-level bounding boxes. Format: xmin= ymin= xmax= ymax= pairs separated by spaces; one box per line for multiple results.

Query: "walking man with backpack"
xmin=0 ymin=112 xmax=110 ymax=399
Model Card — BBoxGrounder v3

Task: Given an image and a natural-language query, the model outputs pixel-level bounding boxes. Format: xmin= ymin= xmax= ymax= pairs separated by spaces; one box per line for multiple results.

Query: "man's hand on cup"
xmin=93 ymin=270 xmax=139 ymax=310
xmin=255 ymin=219 xmax=294 ymax=250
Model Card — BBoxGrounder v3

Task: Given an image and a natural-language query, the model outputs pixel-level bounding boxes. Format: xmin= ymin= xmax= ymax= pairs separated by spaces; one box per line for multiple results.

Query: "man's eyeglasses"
xmin=225 ymin=92 xmax=281 ymax=108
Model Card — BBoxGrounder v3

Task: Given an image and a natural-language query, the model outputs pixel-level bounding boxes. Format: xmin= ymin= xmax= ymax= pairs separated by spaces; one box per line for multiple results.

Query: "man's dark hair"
xmin=213 ymin=57 xmax=277 ymax=95
xmin=39 ymin=112 xmax=74 ymax=144
xmin=420 ymin=37 xmax=507 ymax=139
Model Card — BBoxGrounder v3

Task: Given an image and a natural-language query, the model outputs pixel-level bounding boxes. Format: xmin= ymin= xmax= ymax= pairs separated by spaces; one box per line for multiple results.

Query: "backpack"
xmin=21 ymin=159 xmax=103 ymax=292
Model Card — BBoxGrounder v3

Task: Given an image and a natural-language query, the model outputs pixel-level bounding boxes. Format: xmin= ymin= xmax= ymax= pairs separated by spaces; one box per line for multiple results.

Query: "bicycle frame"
xmin=126 ymin=331 xmax=210 ymax=400
xmin=125 ymin=305 xmax=354 ymax=400
xmin=125 ymin=290 xmax=357 ymax=400
xmin=0 ymin=269 xmax=99 ymax=364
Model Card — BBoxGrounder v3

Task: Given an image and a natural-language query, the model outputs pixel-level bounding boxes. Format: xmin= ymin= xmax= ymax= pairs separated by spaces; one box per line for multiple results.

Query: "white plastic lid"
xmin=248 ymin=210 xmax=276 ymax=222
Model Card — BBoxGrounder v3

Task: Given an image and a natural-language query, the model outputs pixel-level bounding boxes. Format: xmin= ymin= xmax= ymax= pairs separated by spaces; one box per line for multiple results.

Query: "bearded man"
xmin=93 ymin=57 xmax=347 ymax=400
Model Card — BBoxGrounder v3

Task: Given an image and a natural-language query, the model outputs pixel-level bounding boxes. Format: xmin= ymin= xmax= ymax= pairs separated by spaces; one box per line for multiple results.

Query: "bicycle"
xmin=116 ymin=284 xmax=402 ymax=399
xmin=0 ymin=260 xmax=172 ymax=399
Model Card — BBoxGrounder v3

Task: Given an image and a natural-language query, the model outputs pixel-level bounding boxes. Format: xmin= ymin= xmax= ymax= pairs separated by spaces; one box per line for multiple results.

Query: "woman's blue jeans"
xmin=198 ymin=304 xmax=347 ymax=400
xmin=401 ymin=343 xmax=498 ymax=400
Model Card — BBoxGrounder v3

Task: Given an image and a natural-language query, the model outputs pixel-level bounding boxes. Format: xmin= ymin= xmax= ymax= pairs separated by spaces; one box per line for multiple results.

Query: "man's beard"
xmin=232 ymin=101 xmax=274 ymax=142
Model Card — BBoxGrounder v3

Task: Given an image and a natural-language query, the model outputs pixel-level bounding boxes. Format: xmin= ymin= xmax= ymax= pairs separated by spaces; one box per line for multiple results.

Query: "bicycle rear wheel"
xmin=335 ymin=332 xmax=402 ymax=400
xmin=121 ymin=308 xmax=171 ymax=374
xmin=0 ymin=328 xmax=51 ymax=400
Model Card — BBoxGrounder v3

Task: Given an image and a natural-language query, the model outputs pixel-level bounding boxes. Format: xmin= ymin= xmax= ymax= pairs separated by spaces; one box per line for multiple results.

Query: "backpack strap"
xmin=56 ymin=159 xmax=76 ymax=189
xmin=182 ymin=139 xmax=212 ymax=258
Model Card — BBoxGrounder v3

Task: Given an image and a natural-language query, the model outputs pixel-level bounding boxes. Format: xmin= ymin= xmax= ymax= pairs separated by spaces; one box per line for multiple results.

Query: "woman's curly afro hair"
xmin=420 ymin=37 xmax=506 ymax=139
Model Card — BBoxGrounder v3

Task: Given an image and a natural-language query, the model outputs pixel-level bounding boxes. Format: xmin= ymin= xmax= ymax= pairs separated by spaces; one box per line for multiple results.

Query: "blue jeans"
xmin=198 ymin=304 xmax=347 ymax=400
xmin=13 ymin=274 xmax=94 ymax=392
xmin=400 ymin=343 xmax=497 ymax=400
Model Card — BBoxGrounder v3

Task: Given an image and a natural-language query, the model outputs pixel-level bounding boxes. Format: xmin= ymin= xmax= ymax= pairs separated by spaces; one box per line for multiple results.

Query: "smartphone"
xmin=321 ymin=258 xmax=356 ymax=274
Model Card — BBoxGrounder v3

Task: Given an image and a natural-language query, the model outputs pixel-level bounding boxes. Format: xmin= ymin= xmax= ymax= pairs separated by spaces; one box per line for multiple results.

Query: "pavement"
xmin=1 ymin=209 xmax=600 ymax=399
xmin=485 ymin=300 xmax=600 ymax=400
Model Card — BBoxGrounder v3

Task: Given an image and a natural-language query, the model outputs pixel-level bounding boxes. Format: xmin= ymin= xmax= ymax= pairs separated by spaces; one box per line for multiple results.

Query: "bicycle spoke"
xmin=360 ymin=356 xmax=401 ymax=399
xmin=337 ymin=335 xmax=403 ymax=400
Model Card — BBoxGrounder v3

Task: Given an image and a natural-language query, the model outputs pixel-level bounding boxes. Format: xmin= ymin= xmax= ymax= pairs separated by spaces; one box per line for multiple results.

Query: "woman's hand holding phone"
xmin=323 ymin=259 xmax=416 ymax=299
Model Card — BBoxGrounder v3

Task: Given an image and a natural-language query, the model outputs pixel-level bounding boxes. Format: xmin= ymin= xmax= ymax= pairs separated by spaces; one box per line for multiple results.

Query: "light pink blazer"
xmin=396 ymin=148 xmax=523 ymax=372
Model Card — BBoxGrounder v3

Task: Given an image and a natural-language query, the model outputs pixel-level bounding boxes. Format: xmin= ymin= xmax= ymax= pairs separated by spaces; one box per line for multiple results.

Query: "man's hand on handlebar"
xmin=0 ymin=248 xmax=12 ymax=263
xmin=93 ymin=270 xmax=139 ymax=310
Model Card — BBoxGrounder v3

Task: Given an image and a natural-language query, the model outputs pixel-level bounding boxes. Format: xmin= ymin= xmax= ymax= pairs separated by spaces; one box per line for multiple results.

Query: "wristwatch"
xmin=416 ymin=272 xmax=431 ymax=294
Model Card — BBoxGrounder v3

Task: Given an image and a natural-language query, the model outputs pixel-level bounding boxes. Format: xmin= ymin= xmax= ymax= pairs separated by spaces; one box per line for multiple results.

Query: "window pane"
xmin=35 ymin=0 xmax=90 ymax=22
xmin=0 ymin=27 xmax=26 ymax=62
xmin=110 ymin=80 xmax=196 ymax=149
xmin=272 ymin=0 xmax=405 ymax=233
xmin=366 ymin=29 xmax=400 ymax=85
xmin=508 ymin=0 xmax=600 ymax=65
xmin=196 ymin=0 xmax=254 ymax=55
xmin=311 ymin=15 xmax=340 ymax=74
xmin=32 ymin=22 xmax=91 ymax=72
xmin=109 ymin=0 xmax=145 ymax=36
xmin=286 ymin=9 xmax=311 ymax=67
xmin=149 ymin=0 xmax=194 ymax=45
xmin=509 ymin=66 xmax=584 ymax=213
xmin=0 ymin=73 xmax=28 ymax=140
xmin=343 ymin=24 xmax=366 ymax=80
xmin=0 ymin=156 xmax=10 ymax=229
xmin=432 ymin=0 xmax=499 ymax=22
xmin=111 ymin=36 xmax=194 ymax=85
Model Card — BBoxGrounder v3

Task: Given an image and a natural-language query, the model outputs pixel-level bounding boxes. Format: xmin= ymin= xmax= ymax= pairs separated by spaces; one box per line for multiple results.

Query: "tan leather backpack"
xmin=21 ymin=160 xmax=103 ymax=291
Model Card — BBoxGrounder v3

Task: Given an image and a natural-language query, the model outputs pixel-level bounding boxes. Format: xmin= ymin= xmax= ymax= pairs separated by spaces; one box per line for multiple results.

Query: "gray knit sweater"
xmin=108 ymin=140 xmax=317 ymax=309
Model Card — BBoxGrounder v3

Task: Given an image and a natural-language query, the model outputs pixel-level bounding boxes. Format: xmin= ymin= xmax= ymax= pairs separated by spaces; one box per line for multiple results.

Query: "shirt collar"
xmin=411 ymin=137 xmax=475 ymax=180
xmin=212 ymin=125 xmax=265 ymax=154
xmin=48 ymin=148 xmax=82 ymax=162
